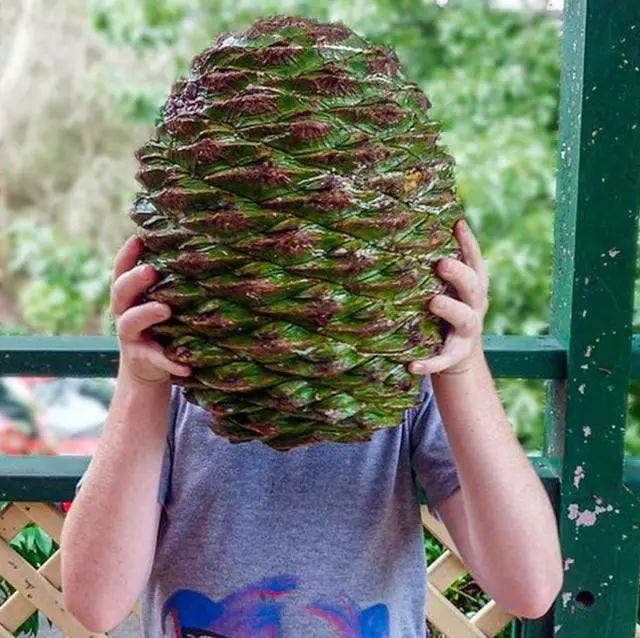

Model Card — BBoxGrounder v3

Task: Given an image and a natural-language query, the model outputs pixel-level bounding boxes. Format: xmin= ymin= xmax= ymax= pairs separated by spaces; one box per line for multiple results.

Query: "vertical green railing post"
xmin=541 ymin=1 xmax=640 ymax=636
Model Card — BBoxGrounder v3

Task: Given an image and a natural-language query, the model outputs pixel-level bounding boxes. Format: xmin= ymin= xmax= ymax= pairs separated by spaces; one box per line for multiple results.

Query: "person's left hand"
xmin=409 ymin=218 xmax=490 ymax=376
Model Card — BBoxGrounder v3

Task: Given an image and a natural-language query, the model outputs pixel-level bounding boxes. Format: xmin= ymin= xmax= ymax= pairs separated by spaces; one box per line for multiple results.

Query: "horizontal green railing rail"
xmin=3 ymin=333 xmax=640 ymax=377
xmin=0 ymin=334 xmax=567 ymax=378
xmin=0 ymin=454 xmax=567 ymax=502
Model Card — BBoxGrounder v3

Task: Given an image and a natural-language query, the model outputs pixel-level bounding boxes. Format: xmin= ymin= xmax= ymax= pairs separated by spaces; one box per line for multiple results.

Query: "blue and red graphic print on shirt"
xmin=307 ymin=595 xmax=390 ymax=638
xmin=160 ymin=576 xmax=390 ymax=638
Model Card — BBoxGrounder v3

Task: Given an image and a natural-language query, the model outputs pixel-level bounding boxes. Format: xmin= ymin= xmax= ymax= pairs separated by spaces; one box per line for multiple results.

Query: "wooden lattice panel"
xmin=0 ymin=502 xmax=138 ymax=638
xmin=422 ymin=505 xmax=514 ymax=638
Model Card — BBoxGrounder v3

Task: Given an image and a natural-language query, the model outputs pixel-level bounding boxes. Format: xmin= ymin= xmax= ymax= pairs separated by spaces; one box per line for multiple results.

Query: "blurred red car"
xmin=0 ymin=376 xmax=115 ymax=512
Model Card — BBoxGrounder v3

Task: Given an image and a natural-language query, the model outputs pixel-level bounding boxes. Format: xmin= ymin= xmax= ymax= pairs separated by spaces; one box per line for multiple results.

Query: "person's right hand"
xmin=111 ymin=234 xmax=192 ymax=386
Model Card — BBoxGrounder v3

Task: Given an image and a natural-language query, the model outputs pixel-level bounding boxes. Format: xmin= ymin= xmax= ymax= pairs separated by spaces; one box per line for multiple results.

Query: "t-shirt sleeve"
xmin=408 ymin=374 xmax=460 ymax=520
xmin=157 ymin=384 xmax=182 ymax=508
xmin=73 ymin=384 xmax=182 ymax=509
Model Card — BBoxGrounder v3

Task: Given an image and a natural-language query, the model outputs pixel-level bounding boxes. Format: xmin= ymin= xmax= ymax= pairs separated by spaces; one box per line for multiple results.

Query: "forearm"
xmin=432 ymin=348 xmax=562 ymax=611
xmin=60 ymin=371 xmax=171 ymax=630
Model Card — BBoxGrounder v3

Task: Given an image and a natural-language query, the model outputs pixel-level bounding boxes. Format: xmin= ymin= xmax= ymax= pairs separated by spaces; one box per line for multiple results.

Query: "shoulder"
xmin=404 ymin=375 xmax=435 ymax=429
xmin=417 ymin=374 xmax=434 ymax=402
xmin=169 ymin=384 xmax=186 ymax=421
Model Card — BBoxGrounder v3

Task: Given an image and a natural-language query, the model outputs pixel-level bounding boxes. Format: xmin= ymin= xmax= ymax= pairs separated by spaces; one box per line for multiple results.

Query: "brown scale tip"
xmin=200 ymin=69 xmax=251 ymax=92
xmin=161 ymin=117 xmax=204 ymax=137
xmin=366 ymin=104 xmax=407 ymax=126
xmin=179 ymin=138 xmax=223 ymax=163
xmin=209 ymin=405 xmax=231 ymax=419
xmin=366 ymin=46 xmax=401 ymax=77
xmin=261 ymin=181 xmax=351 ymax=212
xmin=267 ymin=397 xmax=301 ymax=411
xmin=378 ymin=209 xmax=413 ymax=231
xmin=368 ymin=174 xmax=404 ymax=198
xmin=308 ymin=23 xmax=352 ymax=43
xmin=147 ymin=288 xmax=186 ymax=306
xmin=166 ymin=345 xmax=196 ymax=365
xmin=414 ymin=88 xmax=431 ymax=110
xmin=176 ymin=252 xmax=217 ymax=273
xmin=406 ymin=318 xmax=426 ymax=347
xmin=352 ymin=319 xmax=396 ymax=337
xmin=343 ymin=250 xmax=376 ymax=274
xmin=304 ymin=298 xmax=342 ymax=326
xmin=244 ymin=161 xmax=294 ymax=186
xmin=242 ymin=15 xmax=315 ymax=39
xmin=163 ymin=83 xmax=205 ymax=120
xmin=239 ymin=15 xmax=353 ymax=45
xmin=250 ymin=336 xmax=294 ymax=356
xmin=229 ymin=279 xmax=280 ymax=299
xmin=352 ymin=144 xmax=389 ymax=165
xmin=248 ymin=230 xmax=316 ymax=257
xmin=205 ymin=210 xmax=251 ymax=232
xmin=395 ymin=269 xmax=421 ymax=290
xmin=289 ymin=120 xmax=333 ymax=141
xmin=222 ymin=91 xmax=279 ymax=115
xmin=302 ymin=149 xmax=344 ymax=166
xmin=188 ymin=312 xmax=236 ymax=331
xmin=364 ymin=370 xmax=385 ymax=384
xmin=252 ymin=45 xmax=305 ymax=67
xmin=239 ymin=421 xmax=281 ymax=437
xmin=393 ymin=378 xmax=414 ymax=393
xmin=308 ymin=190 xmax=353 ymax=212
xmin=155 ymin=188 xmax=188 ymax=212
xmin=304 ymin=73 xmax=359 ymax=96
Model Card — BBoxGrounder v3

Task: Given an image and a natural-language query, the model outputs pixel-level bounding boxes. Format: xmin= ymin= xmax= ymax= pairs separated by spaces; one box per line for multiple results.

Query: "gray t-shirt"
xmin=79 ymin=374 xmax=460 ymax=637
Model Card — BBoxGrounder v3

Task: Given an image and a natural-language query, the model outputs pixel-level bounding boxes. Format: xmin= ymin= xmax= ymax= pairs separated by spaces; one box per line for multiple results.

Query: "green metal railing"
xmin=1 ymin=1 xmax=639 ymax=636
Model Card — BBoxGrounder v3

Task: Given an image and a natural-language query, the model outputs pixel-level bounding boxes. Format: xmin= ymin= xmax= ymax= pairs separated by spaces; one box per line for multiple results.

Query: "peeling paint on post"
xmin=572 ymin=465 xmax=585 ymax=487
xmin=540 ymin=1 xmax=640 ymax=637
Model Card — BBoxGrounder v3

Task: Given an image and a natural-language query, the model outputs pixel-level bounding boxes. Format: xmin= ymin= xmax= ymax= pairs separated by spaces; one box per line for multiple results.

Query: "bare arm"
xmin=409 ymin=219 xmax=562 ymax=618
xmin=60 ymin=377 xmax=170 ymax=630
xmin=433 ymin=353 xmax=563 ymax=618
xmin=60 ymin=235 xmax=191 ymax=631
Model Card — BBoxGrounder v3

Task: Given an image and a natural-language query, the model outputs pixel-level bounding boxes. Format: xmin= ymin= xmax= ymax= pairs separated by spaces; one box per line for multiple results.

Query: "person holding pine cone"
xmin=60 ymin=15 xmax=562 ymax=638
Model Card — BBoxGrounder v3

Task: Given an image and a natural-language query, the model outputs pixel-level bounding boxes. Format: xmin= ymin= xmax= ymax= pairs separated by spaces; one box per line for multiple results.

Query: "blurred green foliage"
xmin=7 ymin=220 xmax=112 ymax=335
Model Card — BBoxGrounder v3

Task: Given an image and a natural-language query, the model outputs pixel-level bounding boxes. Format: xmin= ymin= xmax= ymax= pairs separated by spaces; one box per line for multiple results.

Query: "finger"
xmin=126 ymin=341 xmax=192 ymax=378
xmin=454 ymin=219 xmax=489 ymax=291
xmin=113 ymin=234 xmax=144 ymax=281
xmin=434 ymin=261 xmax=485 ymax=313
xmin=429 ymin=295 xmax=479 ymax=337
xmin=111 ymin=264 xmax=158 ymax=317
xmin=117 ymin=301 xmax=171 ymax=341
xmin=144 ymin=341 xmax=193 ymax=377
xmin=408 ymin=343 xmax=469 ymax=375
